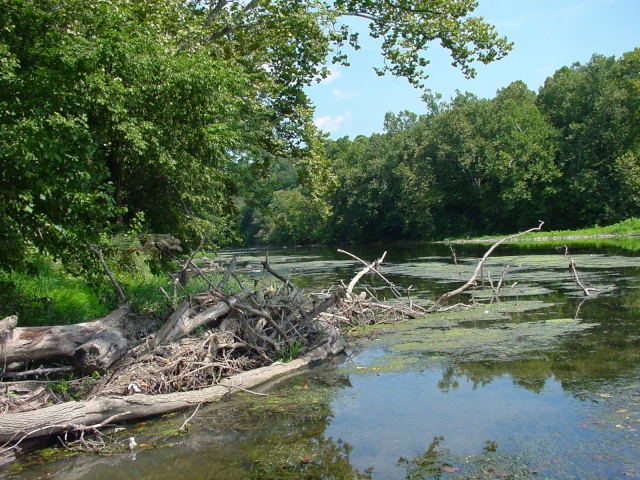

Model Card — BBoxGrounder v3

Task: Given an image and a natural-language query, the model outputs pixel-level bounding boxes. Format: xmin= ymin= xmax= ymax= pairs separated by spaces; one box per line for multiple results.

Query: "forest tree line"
xmin=243 ymin=50 xmax=640 ymax=245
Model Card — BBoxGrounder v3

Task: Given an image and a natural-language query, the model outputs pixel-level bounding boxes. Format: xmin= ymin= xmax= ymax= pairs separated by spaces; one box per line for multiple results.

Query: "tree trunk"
xmin=0 ymin=338 xmax=342 ymax=443
xmin=0 ymin=307 xmax=154 ymax=373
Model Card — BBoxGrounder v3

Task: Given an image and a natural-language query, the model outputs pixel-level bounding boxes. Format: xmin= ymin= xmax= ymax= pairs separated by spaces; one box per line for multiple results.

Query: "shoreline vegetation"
xmin=449 ymin=217 xmax=640 ymax=244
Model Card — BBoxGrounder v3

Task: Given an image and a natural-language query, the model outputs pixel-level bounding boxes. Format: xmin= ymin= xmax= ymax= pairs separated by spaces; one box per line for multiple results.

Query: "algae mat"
xmin=345 ymin=300 xmax=598 ymax=374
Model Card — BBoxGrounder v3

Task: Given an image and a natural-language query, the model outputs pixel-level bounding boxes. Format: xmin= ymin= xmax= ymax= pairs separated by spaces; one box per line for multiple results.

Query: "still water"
xmin=8 ymin=239 xmax=640 ymax=479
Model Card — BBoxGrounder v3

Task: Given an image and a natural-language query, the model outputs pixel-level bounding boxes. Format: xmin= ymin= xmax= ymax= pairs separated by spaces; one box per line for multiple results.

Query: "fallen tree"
xmin=0 ymin=337 xmax=344 ymax=445
xmin=1 ymin=307 xmax=161 ymax=377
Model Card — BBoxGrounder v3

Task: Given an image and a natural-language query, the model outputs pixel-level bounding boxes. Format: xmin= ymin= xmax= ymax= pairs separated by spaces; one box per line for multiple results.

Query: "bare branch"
xmin=89 ymin=245 xmax=127 ymax=305
xmin=428 ymin=221 xmax=545 ymax=312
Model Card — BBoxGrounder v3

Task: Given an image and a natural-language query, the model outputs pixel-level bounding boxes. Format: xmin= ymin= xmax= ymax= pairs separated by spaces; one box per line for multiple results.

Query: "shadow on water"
xmin=7 ymin=239 xmax=640 ymax=479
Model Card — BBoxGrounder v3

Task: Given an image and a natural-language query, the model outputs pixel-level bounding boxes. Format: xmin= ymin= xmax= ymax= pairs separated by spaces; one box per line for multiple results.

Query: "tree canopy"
xmin=0 ymin=0 xmax=512 ymax=270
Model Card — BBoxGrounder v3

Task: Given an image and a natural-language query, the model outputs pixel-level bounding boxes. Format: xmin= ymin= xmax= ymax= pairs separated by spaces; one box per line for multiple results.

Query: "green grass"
xmin=526 ymin=217 xmax=640 ymax=238
xmin=454 ymin=218 xmax=640 ymax=243
xmin=0 ymin=256 xmax=110 ymax=326
xmin=0 ymin=253 xmax=229 ymax=327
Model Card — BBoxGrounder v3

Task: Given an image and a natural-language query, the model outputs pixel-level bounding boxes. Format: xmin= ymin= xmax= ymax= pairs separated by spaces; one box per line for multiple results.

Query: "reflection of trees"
xmin=248 ymin=436 xmax=372 ymax=479
xmin=435 ymin=323 xmax=640 ymax=399
xmin=398 ymin=436 xmax=536 ymax=479
xmin=436 ymin=359 xmax=554 ymax=394
xmin=431 ymin=282 xmax=640 ymax=398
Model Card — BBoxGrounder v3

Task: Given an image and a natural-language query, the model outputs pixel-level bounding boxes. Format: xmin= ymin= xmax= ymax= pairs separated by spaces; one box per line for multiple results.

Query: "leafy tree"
xmin=327 ymin=133 xmax=405 ymax=242
xmin=613 ymin=48 xmax=640 ymax=217
xmin=537 ymin=54 xmax=633 ymax=228
xmin=483 ymin=81 xmax=559 ymax=230
xmin=1 ymin=0 xmax=513 ymax=270
xmin=409 ymin=92 xmax=493 ymax=236
xmin=257 ymin=188 xmax=325 ymax=245
xmin=399 ymin=84 xmax=557 ymax=237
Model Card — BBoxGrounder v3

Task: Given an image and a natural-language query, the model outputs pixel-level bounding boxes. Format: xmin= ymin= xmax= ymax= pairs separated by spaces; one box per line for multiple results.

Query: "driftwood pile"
xmin=0 ymin=249 xmax=432 ymax=463
xmin=0 ymin=223 xmax=557 ymax=463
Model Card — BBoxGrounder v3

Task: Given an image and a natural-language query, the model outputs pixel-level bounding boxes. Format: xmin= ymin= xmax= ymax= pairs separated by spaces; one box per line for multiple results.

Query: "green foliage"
xmin=0 ymin=255 xmax=109 ymax=326
xmin=267 ymin=49 xmax=640 ymax=244
xmin=276 ymin=341 xmax=305 ymax=362
xmin=1 ymin=0 xmax=511 ymax=275
xmin=537 ymin=52 xmax=640 ymax=228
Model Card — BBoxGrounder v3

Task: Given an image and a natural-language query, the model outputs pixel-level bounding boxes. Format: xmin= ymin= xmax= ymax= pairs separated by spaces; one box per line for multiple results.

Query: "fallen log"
xmin=153 ymin=290 xmax=252 ymax=346
xmin=0 ymin=336 xmax=344 ymax=445
xmin=72 ymin=330 xmax=129 ymax=374
xmin=0 ymin=307 xmax=130 ymax=368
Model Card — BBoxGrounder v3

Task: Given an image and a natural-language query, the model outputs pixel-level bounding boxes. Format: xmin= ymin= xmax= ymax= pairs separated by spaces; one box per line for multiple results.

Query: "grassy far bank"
xmin=2 ymin=218 xmax=639 ymax=328
xmin=523 ymin=217 xmax=640 ymax=238
xmin=452 ymin=217 xmax=640 ymax=243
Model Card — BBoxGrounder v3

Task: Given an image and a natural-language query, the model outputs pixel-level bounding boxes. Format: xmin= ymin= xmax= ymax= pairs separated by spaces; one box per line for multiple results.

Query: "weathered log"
xmin=0 ymin=307 xmax=130 ymax=366
xmin=152 ymin=300 xmax=191 ymax=347
xmin=154 ymin=291 xmax=252 ymax=346
xmin=0 ymin=337 xmax=345 ymax=444
xmin=72 ymin=330 xmax=129 ymax=374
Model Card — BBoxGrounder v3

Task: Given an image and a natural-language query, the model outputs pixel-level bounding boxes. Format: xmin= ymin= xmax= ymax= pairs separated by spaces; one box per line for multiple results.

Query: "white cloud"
xmin=319 ymin=67 xmax=341 ymax=84
xmin=314 ymin=111 xmax=352 ymax=133
xmin=332 ymin=88 xmax=360 ymax=100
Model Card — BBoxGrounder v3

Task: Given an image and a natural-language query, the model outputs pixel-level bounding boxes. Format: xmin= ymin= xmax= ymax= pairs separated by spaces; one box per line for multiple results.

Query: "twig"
xmin=338 ymin=249 xmax=402 ymax=298
xmin=496 ymin=265 xmax=510 ymax=293
xmin=487 ymin=265 xmax=510 ymax=296
xmin=218 ymin=255 xmax=237 ymax=289
xmin=0 ymin=366 xmax=73 ymax=380
xmin=261 ymin=254 xmax=295 ymax=293
xmin=179 ymin=402 xmax=202 ymax=432
xmin=223 ymin=385 xmax=269 ymax=396
xmin=569 ymin=259 xmax=601 ymax=296
xmin=188 ymin=258 xmax=216 ymax=290
xmin=0 ymin=412 xmax=131 ymax=453
xmin=449 ymin=245 xmax=457 ymax=265
xmin=235 ymin=303 xmax=290 ymax=343
xmin=561 ymin=245 xmax=601 ymax=296
xmin=89 ymin=244 xmax=127 ymax=304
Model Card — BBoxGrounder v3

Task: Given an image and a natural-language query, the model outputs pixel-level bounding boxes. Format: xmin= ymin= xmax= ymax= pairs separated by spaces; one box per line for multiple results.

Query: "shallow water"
xmin=7 ymin=239 xmax=640 ymax=479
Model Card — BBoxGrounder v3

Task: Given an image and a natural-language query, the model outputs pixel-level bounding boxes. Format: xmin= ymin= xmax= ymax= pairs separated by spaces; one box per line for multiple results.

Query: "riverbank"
xmin=448 ymin=217 xmax=640 ymax=244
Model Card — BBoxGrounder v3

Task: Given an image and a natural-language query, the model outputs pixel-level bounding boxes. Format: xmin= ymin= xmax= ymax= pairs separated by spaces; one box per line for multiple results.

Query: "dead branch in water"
xmin=569 ymin=259 xmax=601 ymax=296
xmin=559 ymin=245 xmax=602 ymax=296
xmin=427 ymin=221 xmax=545 ymax=312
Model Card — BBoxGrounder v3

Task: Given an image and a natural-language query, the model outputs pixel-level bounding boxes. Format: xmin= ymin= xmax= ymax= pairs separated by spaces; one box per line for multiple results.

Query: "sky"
xmin=307 ymin=0 xmax=640 ymax=139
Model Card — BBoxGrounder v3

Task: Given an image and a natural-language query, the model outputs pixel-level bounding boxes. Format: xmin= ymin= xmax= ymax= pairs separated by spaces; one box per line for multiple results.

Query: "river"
xmin=7 ymin=239 xmax=640 ymax=479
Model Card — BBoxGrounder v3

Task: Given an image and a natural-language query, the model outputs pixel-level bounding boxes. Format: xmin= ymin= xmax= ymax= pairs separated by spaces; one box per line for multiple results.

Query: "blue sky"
xmin=307 ymin=0 xmax=640 ymax=139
